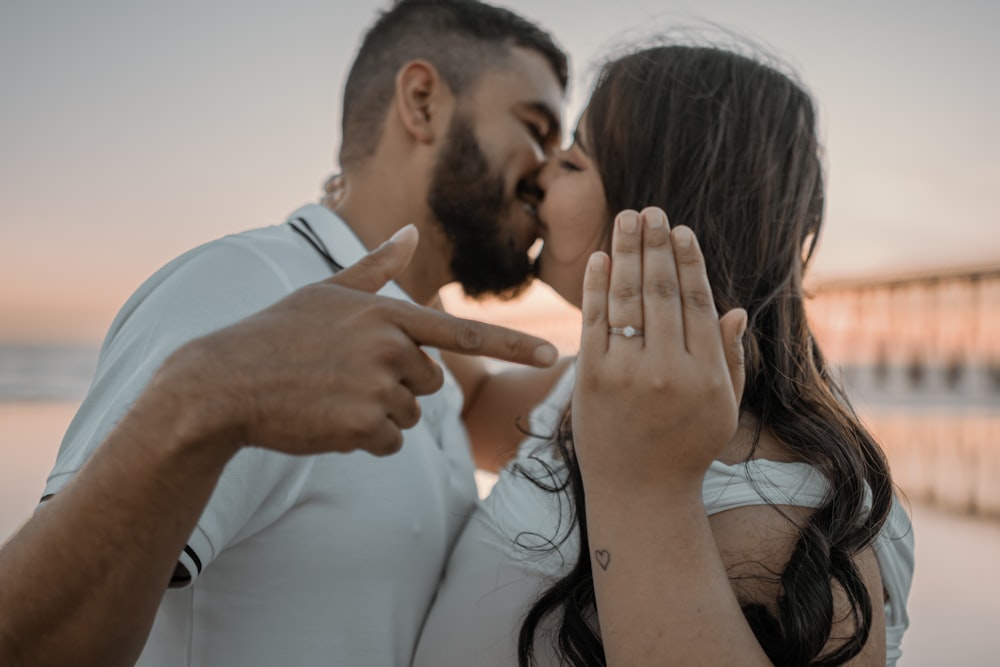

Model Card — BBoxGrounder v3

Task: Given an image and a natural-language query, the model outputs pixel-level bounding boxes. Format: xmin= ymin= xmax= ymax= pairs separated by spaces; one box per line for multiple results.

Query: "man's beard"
xmin=427 ymin=114 xmax=535 ymax=300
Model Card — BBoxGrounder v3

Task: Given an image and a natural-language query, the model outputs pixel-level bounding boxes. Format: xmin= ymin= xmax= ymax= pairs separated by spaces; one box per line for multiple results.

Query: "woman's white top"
xmin=414 ymin=367 xmax=914 ymax=666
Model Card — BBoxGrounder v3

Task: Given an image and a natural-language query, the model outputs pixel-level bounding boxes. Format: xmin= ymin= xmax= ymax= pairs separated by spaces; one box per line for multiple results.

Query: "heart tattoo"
xmin=595 ymin=549 xmax=611 ymax=570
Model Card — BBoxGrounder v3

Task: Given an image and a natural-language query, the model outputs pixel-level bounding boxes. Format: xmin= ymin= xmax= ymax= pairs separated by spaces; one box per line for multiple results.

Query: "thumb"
xmin=327 ymin=225 xmax=418 ymax=293
xmin=719 ymin=308 xmax=747 ymax=407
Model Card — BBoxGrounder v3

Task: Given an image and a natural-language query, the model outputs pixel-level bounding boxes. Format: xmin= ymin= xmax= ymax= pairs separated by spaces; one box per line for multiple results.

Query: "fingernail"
xmin=618 ymin=212 xmax=638 ymax=234
xmin=673 ymin=226 xmax=693 ymax=248
xmin=588 ymin=252 xmax=607 ymax=272
xmin=389 ymin=224 xmax=417 ymax=245
xmin=645 ymin=210 xmax=666 ymax=229
xmin=534 ymin=343 xmax=558 ymax=366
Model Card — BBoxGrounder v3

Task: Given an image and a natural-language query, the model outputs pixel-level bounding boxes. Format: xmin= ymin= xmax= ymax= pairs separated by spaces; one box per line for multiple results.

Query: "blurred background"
xmin=1 ymin=1 xmax=998 ymax=664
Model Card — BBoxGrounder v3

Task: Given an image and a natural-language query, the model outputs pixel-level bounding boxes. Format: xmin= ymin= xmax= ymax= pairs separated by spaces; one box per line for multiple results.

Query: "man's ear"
xmin=394 ymin=60 xmax=451 ymax=144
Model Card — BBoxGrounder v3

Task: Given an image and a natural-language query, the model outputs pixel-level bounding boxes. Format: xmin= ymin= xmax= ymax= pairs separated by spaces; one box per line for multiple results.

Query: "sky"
xmin=1 ymin=0 xmax=998 ymax=343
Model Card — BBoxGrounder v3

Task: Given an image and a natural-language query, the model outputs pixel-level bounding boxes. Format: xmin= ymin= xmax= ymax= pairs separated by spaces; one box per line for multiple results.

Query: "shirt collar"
xmin=285 ymin=204 xmax=412 ymax=304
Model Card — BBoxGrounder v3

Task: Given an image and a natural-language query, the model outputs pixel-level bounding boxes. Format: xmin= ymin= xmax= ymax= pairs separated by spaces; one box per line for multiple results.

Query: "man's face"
xmin=427 ymin=47 xmax=563 ymax=299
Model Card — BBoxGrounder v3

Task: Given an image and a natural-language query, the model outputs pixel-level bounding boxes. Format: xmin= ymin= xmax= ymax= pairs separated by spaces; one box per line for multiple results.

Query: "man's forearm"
xmin=0 ymin=374 xmax=237 ymax=667
xmin=0 ymin=227 xmax=562 ymax=664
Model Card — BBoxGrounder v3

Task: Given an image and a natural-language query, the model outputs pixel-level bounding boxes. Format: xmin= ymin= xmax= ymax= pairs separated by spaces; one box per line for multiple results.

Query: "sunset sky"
xmin=1 ymin=0 xmax=997 ymax=344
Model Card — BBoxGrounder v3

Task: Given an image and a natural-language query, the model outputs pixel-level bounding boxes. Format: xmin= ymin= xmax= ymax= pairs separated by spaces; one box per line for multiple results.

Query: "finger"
xmin=639 ymin=207 xmax=683 ymax=352
xmin=579 ymin=251 xmax=611 ymax=360
xmin=607 ymin=211 xmax=645 ymax=344
xmin=671 ymin=226 xmax=721 ymax=357
xmin=366 ymin=418 xmax=405 ymax=456
xmin=385 ymin=383 xmax=423 ymax=430
xmin=719 ymin=308 xmax=748 ymax=406
xmin=328 ymin=225 xmax=419 ymax=294
xmin=397 ymin=346 xmax=446 ymax=396
xmin=319 ymin=403 xmax=404 ymax=457
xmin=390 ymin=303 xmax=558 ymax=368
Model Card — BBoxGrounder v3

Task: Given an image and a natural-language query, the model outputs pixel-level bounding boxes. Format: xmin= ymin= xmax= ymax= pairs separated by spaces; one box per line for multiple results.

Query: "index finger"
xmin=389 ymin=302 xmax=558 ymax=368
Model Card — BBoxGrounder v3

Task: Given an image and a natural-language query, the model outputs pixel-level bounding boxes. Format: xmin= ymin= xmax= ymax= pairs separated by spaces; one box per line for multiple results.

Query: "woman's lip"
xmin=519 ymin=200 xmax=547 ymax=238
xmin=530 ymin=205 xmax=548 ymax=229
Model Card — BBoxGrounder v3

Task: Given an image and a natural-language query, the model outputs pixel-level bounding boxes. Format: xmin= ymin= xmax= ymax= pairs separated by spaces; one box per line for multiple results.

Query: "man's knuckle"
xmin=402 ymin=399 xmax=422 ymax=428
xmin=374 ymin=342 xmax=406 ymax=368
xmin=371 ymin=376 xmax=397 ymax=400
xmin=455 ymin=320 xmax=484 ymax=351
xmin=348 ymin=407 xmax=384 ymax=438
xmin=383 ymin=431 xmax=404 ymax=455
xmin=503 ymin=333 xmax=524 ymax=358
xmin=422 ymin=362 xmax=445 ymax=393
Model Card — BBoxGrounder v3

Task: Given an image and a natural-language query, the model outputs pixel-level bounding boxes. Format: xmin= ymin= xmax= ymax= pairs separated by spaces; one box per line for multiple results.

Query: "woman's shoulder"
xmin=705 ymin=418 xmax=829 ymax=515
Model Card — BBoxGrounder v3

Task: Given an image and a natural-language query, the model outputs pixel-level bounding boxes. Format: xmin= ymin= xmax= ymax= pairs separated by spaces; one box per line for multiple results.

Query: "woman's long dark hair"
xmin=517 ymin=45 xmax=895 ymax=666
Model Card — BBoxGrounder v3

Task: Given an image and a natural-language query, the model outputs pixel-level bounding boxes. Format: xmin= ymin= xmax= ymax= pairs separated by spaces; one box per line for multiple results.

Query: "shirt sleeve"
xmin=876 ymin=497 xmax=915 ymax=667
xmin=41 ymin=234 xmax=314 ymax=585
xmin=701 ymin=459 xmax=831 ymax=514
xmin=175 ymin=446 xmax=316 ymax=585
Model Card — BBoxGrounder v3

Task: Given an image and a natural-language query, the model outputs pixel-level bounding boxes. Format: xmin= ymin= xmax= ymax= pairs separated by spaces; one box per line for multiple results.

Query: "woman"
xmin=417 ymin=44 xmax=914 ymax=665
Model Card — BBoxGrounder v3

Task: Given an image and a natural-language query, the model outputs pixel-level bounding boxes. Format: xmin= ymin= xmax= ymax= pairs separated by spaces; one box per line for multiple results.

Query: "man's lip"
xmin=520 ymin=199 xmax=538 ymax=219
xmin=516 ymin=197 xmax=543 ymax=229
xmin=515 ymin=179 xmax=544 ymax=212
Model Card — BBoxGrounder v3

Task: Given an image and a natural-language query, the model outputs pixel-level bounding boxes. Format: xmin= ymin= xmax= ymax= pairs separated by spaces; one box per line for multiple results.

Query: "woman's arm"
xmin=573 ymin=208 xmax=886 ymax=664
xmin=451 ymin=354 xmax=573 ymax=471
xmin=433 ymin=295 xmax=574 ymax=472
xmin=572 ymin=208 xmax=772 ymax=665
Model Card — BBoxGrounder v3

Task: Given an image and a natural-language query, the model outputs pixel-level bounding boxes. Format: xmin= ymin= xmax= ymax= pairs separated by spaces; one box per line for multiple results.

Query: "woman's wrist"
xmin=580 ymin=468 xmax=706 ymax=516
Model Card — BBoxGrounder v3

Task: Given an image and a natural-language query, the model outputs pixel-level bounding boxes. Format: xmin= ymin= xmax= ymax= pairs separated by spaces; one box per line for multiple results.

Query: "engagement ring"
xmin=608 ymin=325 xmax=643 ymax=338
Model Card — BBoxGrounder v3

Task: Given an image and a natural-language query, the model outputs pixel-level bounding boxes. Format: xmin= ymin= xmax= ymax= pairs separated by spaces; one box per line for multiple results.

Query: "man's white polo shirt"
xmin=42 ymin=205 xmax=478 ymax=666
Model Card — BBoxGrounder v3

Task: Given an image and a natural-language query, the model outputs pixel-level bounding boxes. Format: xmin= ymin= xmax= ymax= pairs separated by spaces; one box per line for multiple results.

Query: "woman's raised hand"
xmin=571 ymin=207 xmax=747 ymax=500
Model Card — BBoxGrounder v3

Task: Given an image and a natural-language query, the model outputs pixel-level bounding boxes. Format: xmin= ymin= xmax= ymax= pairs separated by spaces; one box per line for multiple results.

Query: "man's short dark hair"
xmin=339 ymin=0 xmax=568 ymax=171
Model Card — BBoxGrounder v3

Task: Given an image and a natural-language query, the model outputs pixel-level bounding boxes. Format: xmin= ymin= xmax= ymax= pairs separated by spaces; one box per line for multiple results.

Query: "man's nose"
xmin=534 ymin=155 xmax=559 ymax=192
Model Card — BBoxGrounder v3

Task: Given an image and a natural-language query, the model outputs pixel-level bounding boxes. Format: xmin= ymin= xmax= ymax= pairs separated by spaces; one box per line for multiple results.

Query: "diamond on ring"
xmin=609 ymin=325 xmax=643 ymax=338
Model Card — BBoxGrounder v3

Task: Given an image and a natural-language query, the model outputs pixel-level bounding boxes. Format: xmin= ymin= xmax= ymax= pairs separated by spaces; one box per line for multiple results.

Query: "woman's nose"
xmin=534 ymin=152 xmax=563 ymax=191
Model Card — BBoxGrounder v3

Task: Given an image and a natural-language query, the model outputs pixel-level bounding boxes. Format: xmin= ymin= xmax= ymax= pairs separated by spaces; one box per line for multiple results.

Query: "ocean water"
xmin=2 ymin=345 xmax=1000 ymax=665
xmin=0 ymin=343 xmax=99 ymax=402
xmin=0 ymin=344 xmax=101 ymax=540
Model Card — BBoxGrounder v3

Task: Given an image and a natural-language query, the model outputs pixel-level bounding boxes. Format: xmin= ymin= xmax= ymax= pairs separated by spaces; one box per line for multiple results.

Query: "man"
xmin=0 ymin=1 xmax=568 ymax=665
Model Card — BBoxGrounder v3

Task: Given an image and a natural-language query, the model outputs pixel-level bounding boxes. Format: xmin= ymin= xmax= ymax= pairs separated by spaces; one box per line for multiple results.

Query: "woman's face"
xmin=534 ymin=112 xmax=609 ymax=309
